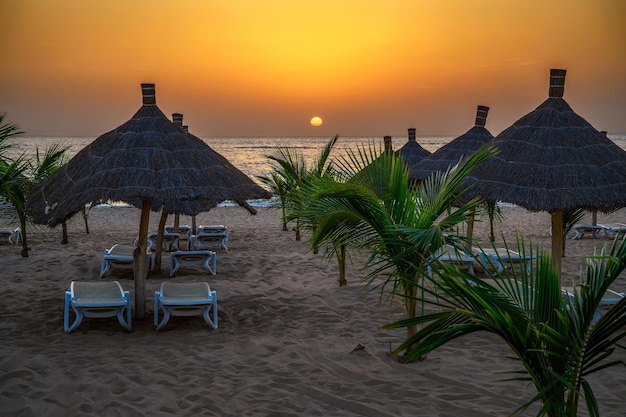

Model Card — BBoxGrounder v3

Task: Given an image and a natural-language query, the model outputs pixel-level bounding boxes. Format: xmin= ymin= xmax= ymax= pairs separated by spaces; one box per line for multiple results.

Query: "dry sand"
xmin=0 ymin=206 xmax=625 ymax=417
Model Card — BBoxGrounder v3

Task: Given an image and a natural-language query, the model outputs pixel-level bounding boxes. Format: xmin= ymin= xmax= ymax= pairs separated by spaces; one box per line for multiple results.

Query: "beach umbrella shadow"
xmin=26 ymin=83 xmax=271 ymax=318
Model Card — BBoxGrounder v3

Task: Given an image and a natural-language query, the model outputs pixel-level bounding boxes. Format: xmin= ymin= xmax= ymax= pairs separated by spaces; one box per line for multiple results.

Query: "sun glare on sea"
xmin=310 ymin=116 xmax=323 ymax=127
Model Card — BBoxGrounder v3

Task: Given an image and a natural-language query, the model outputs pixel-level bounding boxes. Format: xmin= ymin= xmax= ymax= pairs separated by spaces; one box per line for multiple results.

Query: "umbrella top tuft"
xmin=549 ymin=68 xmax=567 ymax=98
xmin=141 ymin=83 xmax=157 ymax=106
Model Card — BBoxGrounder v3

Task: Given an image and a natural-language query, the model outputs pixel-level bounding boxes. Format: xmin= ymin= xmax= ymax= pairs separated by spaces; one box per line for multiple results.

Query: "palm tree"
xmin=31 ymin=144 xmax=69 ymax=243
xmin=0 ymin=113 xmax=23 ymax=163
xmin=0 ymin=114 xmax=68 ymax=255
xmin=0 ymin=157 xmax=30 ymax=256
xmin=296 ymin=142 xmax=497 ymax=340
xmin=382 ymin=236 xmax=626 ymax=416
xmin=261 ymin=136 xmax=339 ymax=241
xmin=257 ymin=170 xmax=291 ymax=231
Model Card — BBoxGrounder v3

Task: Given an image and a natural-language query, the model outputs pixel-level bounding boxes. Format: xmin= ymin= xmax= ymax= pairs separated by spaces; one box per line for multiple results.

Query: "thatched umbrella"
xmin=408 ymin=106 xmax=494 ymax=247
xmin=463 ymin=69 xmax=626 ymax=283
xmin=409 ymin=106 xmax=494 ymax=182
xmin=396 ymin=128 xmax=431 ymax=167
xmin=27 ymin=83 xmax=271 ymax=318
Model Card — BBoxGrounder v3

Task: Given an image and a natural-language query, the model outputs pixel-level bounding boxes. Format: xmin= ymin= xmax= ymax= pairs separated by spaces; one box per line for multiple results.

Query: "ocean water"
xmin=5 ymin=135 xmax=455 ymax=180
xmin=5 ymin=133 xmax=626 ymax=208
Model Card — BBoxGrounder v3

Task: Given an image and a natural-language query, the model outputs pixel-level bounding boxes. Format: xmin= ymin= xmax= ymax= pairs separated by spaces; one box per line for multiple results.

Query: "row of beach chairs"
xmin=64 ymin=280 xmax=218 ymax=333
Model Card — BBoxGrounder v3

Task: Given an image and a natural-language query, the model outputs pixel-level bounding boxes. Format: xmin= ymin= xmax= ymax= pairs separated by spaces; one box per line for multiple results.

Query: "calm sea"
xmin=6 ymin=134 xmax=626 ymax=207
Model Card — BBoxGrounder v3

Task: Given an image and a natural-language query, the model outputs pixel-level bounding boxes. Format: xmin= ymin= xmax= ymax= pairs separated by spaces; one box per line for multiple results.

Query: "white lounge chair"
xmin=561 ymin=285 xmax=625 ymax=323
xmin=64 ymin=280 xmax=131 ymax=333
xmin=100 ymin=243 xmax=152 ymax=278
xmin=154 ymin=282 xmax=218 ymax=331
xmin=170 ymin=250 xmax=217 ymax=277
xmin=197 ymin=224 xmax=228 ymax=236
xmin=599 ymin=223 xmax=626 ymax=239
xmin=147 ymin=231 xmax=180 ymax=251
xmin=472 ymin=247 xmax=535 ymax=274
xmin=428 ymin=245 xmax=476 ymax=276
xmin=571 ymin=224 xmax=604 ymax=239
xmin=0 ymin=227 xmax=21 ymax=245
xmin=193 ymin=225 xmax=229 ymax=250
xmin=165 ymin=225 xmax=192 ymax=240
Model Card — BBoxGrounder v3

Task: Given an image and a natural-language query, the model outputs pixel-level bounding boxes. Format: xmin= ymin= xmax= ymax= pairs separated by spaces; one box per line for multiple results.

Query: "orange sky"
xmin=1 ymin=0 xmax=625 ymax=137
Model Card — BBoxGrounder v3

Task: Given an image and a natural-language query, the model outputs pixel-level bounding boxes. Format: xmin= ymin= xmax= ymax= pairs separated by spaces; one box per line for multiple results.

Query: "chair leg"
xmin=116 ymin=293 xmax=132 ymax=330
xmin=203 ymin=306 xmax=218 ymax=329
xmin=170 ymin=257 xmax=179 ymax=277
xmin=204 ymin=253 xmax=216 ymax=275
xmin=154 ymin=293 xmax=160 ymax=328
xmin=100 ymin=259 xmax=110 ymax=278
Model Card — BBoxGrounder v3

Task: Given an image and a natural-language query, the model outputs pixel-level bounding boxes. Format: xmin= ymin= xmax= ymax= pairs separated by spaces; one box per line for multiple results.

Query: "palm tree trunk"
xmin=282 ymin=205 xmax=288 ymax=231
xmin=295 ymin=219 xmax=301 ymax=241
xmin=336 ymin=243 xmax=347 ymax=286
xmin=61 ymin=221 xmax=68 ymax=244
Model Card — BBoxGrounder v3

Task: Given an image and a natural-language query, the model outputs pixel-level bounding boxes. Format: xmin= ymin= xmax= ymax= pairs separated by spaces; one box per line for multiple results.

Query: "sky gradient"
xmin=1 ymin=0 xmax=625 ymax=137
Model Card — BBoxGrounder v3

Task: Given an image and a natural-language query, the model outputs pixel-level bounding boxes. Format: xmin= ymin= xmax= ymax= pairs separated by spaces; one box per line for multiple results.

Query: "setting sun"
xmin=310 ymin=116 xmax=323 ymax=127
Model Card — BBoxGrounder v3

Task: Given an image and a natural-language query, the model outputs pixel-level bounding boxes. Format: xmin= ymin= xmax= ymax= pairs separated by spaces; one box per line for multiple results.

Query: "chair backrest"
xmin=197 ymin=225 xmax=228 ymax=235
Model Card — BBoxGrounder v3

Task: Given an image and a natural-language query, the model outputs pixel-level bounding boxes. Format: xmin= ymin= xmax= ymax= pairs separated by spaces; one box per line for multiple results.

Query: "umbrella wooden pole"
xmin=154 ymin=210 xmax=168 ymax=273
xmin=135 ymin=199 xmax=151 ymax=320
xmin=551 ymin=212 xmax=563 ymax=285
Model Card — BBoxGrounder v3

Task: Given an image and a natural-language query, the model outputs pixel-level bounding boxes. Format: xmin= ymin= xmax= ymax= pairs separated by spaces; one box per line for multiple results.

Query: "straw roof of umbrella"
xmin=27 ymin=84 xmax=271 ymax=227
xmin=396 ymin=128 xmax=431 ymax=167
xmin=462 ymin=69 xmax=626 ymax=282
xmin=409 ymin=106 xmax=494 ymax=182
xmin=463 ymin=70 xmax=626 ymax=213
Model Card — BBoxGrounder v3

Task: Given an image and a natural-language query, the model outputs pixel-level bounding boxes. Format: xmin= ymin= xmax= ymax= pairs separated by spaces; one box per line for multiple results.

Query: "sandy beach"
xmin=1 ymin=205 xmax=625 ymax=417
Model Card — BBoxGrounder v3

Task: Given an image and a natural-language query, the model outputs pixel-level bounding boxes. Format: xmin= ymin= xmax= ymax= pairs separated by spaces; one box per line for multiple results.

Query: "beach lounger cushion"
xmin=64 ymin=280 xmax=131 ymax=333
xmin=170 ymin=250 xmax=217 ymax=277
xmin=154 ymin=282 xmax=218 ymax=331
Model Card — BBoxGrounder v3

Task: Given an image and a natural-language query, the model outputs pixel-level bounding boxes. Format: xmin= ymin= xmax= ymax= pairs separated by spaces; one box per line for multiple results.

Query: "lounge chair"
xmin=170 ymin=250 xmax=217 ymax=277
xmin=428 ymin=245 xmax=476 ymax=276
xmin=100 ymin=243 xmax=152 ymax=278
xmin=599 ymin=223 xmax=626 ymax=239
xmin=165 ymin=225 xmax=192 ymax=240
xmin=64 ymin=280 xmax=131 ymax=333
xmin=147 ymin=231 xmax=180 ymax=251
xmin=472 ymin=247 xmax=534 ymax=274
xmin=561 ymin=285 xmax=625 ymax=323
xmin=571 ymin=224 xmax=604 ymax=239
xmin=154 ymin=282 xmax=218 ymax=330
xmin=0 ymin=227 xmax=21 ymax=245
xmin=189 ymin=226 xmax=229 ymax=251
xmin=197 ymin=224 xmax=228 ymax=236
